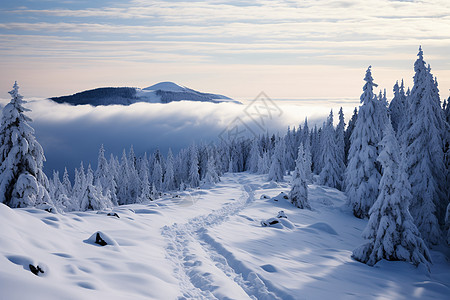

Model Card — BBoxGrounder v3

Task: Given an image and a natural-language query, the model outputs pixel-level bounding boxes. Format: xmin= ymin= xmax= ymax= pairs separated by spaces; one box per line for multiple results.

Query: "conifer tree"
xmin=353 ymin=122 xmax=431 ymax=268
xmin=79 ymin=165 xmax=112 ymax=211
xmin=403 ymin=47 xmax=446 ymax=244
xmin=138 ymin=171 xmax=153 ymax=202
xmin=344 ymin=107 xmax=358 ymax=165
xmin=319 ymin=110 xmax=343 ymax=189
xmin=189 ymin=144 xmax=200 ymax=187
xmin=289 ymin=144 xmax=310 ymax=209
xmin=248 ymin=139 xmax=261 ymax=173
xmin=202 ymin=154 xmax=220 ymax=186
xmin=345 ymin=66 xmax=381 ymax=218
xmin=152 ymin=160 xmax=163 ymax=192
xmin=389 ymin=80 xmax=407 ymax=133
xmin=164 ymin=148 xmax=176 ymax=191
xmin=268 ymin=139 xmax=285 ymax=182
xmin=0 ymin=82 xmax=52 ymax=208
xmin=62 ymin=167 xmax=72 ymax=197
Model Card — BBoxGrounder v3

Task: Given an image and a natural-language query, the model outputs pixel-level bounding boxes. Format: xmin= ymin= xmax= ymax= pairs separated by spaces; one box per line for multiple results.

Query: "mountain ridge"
xmin=49 ymin=82 xmax=241 ymax=106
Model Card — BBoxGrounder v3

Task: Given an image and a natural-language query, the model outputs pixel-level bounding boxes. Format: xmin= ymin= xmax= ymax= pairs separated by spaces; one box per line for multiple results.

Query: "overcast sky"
xmin=1 ymin=0 xmax=449 ymax=100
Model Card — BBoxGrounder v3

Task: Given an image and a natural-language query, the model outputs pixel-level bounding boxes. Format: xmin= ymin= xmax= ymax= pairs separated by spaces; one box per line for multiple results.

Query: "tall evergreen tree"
xmin=389 ymin=80 xmax=407 ymax=133
xmin=62 ymin=167 xmax=72 ymax=197
xmin=0 ymin=82 xmax=52 ymax=208
xmin=79 ymin=165 xmax=112 ymax=211
xmin=344 ymin=107 xmax=358 ymax=165
xmin=268 ymin=138 xmax=285 ymax=182
xmin=189 ymin=144 xmax=200 ymax=187
xmin=319 ymin=110 xmax=343 ymax=190
xmin=248 ymin=139 xmax=261 ymax=173
xmin=345 ymin=66 xmax=382 ymax=218
xmin=353 ymin=122 xmax=431 ymax=268
xmin=164 ymin=148 xmax=176 ymax=191
xmin=289 ymin=144 xmax=310 ymax=209
xmin=403 ymin=47 xmax=446 ymax=244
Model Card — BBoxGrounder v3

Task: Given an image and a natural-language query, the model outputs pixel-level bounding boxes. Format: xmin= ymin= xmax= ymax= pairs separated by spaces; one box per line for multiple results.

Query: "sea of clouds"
xmin=0 ymin=97 xmax=359 ymax=177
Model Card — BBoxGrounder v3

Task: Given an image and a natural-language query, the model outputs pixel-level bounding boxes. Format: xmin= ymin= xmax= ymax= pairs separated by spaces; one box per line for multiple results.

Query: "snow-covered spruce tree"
xmin=389 ymin=80 xmax=407 ymax=133
xmin=403 ymin=47 xmax=446 ymax=244
xmin=50 ymin=171 xmax=71 ymax=211
xmin=94 ymin=144 xmax=117 ymax=205
xmin=152 ymin=160 xmax=163 ymax=192
xmin=201 ymin=154 xmax=220 ymax=186
xmin=289 ymin=144 xmax=311 ymax=209
xmin=137 ymin=171 xmax=152 ymax=202
xmin=257 ymin=151 xmax=270 ymax=174
xmin=284 ymin=126 xmax=296 ymax=171
xmin=189 ymin=144 xmax=200 ymax=187
xmin=62 ymin=167 xmax=72 ymax=197
xmin=164 ymin=148 xmax=176 ymax=191
xmin=79 ymin=165 xmax=112 ymax=211
xmin=345 ymin=66 xmax=382 ymax=219
xmin=0 ymin=82 xmax=52 ymax=208
xmin=248 ymin=139 xmax=261 ymax=173
xmin=319 ymin=110 xmax=343 ymax=189
xmin=268 ymin=138 xmax=285 ymax=182
xmin=344 ymin=107 xmax=357 ymax=165
xmin=304 ymin=140 xmax=313 ymax=181
xmin=336 ymin=107 xmax=346 ymax=172
xmin=117 ymin=150 xmax=130 ymax=205
xmin=352 ymin=121 xmax=431 ymax=268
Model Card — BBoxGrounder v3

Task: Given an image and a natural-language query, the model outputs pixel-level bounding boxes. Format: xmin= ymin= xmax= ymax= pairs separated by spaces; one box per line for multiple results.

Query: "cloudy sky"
xmin=1 ymin=0 xmax=449 ymax=100
xmin=0 ymin=0 xmax=449 ymax=176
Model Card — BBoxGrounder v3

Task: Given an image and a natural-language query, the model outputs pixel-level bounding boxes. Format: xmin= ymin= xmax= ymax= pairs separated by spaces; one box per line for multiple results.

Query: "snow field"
xmin=0 ymin=172 xmax=449 ymax=299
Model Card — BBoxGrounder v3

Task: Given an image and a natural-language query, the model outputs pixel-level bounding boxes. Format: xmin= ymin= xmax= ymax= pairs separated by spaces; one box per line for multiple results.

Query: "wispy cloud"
xmin=0 ymin=0 xmax=449 ymax=98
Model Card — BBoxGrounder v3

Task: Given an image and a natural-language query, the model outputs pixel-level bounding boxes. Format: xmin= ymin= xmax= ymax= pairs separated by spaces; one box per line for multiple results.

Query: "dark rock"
xmin=29 ymin=264 xmax=44 ymax=276
xmin=95 ymin=232 xmax=108 ymax=246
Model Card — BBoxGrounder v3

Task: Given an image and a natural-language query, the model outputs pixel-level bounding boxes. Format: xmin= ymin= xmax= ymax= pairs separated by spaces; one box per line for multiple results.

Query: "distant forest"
xmin=50 ymin=87 xmax=138 ymax=106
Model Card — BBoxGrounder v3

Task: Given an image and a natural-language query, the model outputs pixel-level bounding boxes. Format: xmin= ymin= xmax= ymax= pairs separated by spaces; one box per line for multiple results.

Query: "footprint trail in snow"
xmin=161 ymin=176 xmax=282 ymax=300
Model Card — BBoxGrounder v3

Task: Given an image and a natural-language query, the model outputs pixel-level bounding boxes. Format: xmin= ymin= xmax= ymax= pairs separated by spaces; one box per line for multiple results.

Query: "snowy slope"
xmin=1 ymin=173 xmax=449 ymax=299
xmin=49 ymin=82 xmax=241 ymax=106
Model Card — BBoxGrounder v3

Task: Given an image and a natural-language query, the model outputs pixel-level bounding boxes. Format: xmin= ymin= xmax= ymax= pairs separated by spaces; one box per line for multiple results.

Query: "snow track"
xmin=161 ymin=177 xmax=283 ymax=299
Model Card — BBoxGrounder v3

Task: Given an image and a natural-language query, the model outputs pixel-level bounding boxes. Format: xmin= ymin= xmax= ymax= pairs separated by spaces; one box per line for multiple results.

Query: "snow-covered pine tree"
xmin=344 ymin=107 xmax=357 ymax=165
xmin=164 ymin=148 xmax=176 ymax=191
xmin=311 ymin=125 xmax=321 ymax=173
xmin=257 ymin=151 xmax=270 ymax=174
xmin=0 ymin=82 xmax=52 ymax=208
xmin=62 ymin=167 xmax=72 ymax=197
xmin=79 ymin=165 xmax=112 ymax=211
xmin=152 ymin=160 xmax=163 ymax=192
xmin=117 ymin=150 xmax=130 ymax=205
xmin=94 ymin=144 xmax=116 ymax=205
xmin=345 ymin=66 xmax=382 ymax=219
xmin=138 ymin=171 xmax=152 ymax=202
xmin=319 ymin=110 xmax=343 ymax=189
xmin=201 ymin=154 xmax=220 ymax=186
xmin=248 ymin=139 xmax=261 ymax=173
xmin=352 ymin=121 xmax=431 ymax=268
xmin=403 ymin=47 xmax=446 ymax=244
xmin=189 ymin=144 xmax=200 ymax=187
xmin=50 ymin=171 xmax=71 ymax=211
xmin=389 ymin=80 xmax=407 ymax=133
xmin=268 ymin=138 xmax=285 ymax=182
xmin=71 ymin=163 xmax=85 ymax=209
xmin=289 ymin=144 xmax=311 ymax=209
xmin=336 ymin=107 xmax=346 ymax=171
xmin=284 ymin=127 xmax=296 ymax=171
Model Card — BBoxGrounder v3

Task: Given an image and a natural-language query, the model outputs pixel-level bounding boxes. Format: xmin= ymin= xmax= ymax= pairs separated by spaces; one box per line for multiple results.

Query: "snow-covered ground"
xmin=1 ymin=172 xmax=449 ymax=299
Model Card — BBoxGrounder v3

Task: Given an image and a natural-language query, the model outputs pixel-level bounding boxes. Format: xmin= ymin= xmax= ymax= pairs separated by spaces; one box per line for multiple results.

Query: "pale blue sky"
xmin=1 ymin=0 xmax=449 ymax=100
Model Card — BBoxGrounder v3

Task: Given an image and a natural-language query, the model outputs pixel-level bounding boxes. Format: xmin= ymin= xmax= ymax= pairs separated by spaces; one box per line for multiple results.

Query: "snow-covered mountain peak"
xmin=49 ymin=82 xmax=242 ymax=106
xmin=143 ymin=81 xmax=187 ymax=92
